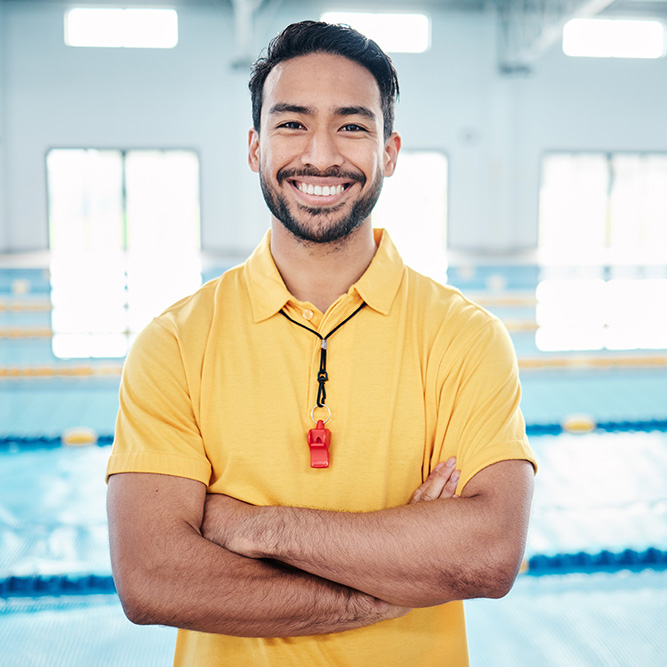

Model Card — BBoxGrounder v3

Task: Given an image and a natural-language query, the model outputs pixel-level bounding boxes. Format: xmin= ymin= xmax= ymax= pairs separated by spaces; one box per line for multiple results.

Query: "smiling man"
xmin=106 ymin=21 xmax=536 ymax=666
xmin=255 ymin=52 xmax=393 ymax=249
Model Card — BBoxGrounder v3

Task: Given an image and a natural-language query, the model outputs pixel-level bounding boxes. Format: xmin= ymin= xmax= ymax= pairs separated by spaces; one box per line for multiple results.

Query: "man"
xmin=106 ymin=21 xmax=536 ymax=666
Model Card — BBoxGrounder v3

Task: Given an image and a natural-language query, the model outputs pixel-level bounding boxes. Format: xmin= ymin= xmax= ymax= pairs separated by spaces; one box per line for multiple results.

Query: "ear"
xmin=383 ymin=132 xmax=401 ymax=177
xmin=248 ymin=128 xmax=260 ymax=173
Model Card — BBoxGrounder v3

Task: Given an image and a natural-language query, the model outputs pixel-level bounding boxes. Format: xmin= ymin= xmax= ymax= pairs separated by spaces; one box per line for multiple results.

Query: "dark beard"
xmin=259 ymin=166 xmax=384 ymax=244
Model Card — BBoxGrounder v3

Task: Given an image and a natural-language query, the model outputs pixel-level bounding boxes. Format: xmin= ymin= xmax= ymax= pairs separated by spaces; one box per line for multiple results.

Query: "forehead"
xmin=261 ymin=52 xmax=382 ymax=120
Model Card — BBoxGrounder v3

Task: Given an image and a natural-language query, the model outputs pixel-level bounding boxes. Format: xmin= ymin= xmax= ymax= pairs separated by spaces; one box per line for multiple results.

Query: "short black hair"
xmin=249 ymin=21 xmax=400 ymax=140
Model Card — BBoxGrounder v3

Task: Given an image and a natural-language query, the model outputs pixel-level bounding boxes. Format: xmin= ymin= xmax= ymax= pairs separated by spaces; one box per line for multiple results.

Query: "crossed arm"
xmin=107 ymin=457 xmax=533 ymax=637
xmin=202 ymin=459 xmax=533 ymax=607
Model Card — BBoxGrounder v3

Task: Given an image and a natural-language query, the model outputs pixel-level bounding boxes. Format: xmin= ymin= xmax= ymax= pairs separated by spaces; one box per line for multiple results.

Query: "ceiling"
xmin=5 ymin=0 xmax=667 ymax=73
xmin=5 ymin=0 xmax=667 ymax=13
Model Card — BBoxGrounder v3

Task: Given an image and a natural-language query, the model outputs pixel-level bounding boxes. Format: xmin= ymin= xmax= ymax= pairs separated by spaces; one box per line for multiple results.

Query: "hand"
xmin=409 ymin=457 xmax=460 ymax=504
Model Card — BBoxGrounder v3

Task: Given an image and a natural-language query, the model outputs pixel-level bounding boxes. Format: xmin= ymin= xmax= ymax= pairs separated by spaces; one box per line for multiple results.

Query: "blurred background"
xmin=0 ymin=0 xmax=666 ymax=665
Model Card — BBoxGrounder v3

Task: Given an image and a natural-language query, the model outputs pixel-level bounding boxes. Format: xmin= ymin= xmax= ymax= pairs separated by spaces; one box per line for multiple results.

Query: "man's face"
xmin=248 ymin=52 xmax=400 ymax=244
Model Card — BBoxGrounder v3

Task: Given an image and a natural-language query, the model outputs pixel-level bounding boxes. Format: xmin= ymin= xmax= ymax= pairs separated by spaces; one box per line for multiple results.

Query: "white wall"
xmin=1 ymin=1 xmax=271 ymax=254
xmin=396 ymin=10 xmax=667 ymax=253
xmin=1 ymin=2 xmax=667 ymax=255
xmin=509 ymin=48 xmax=667 ymax=254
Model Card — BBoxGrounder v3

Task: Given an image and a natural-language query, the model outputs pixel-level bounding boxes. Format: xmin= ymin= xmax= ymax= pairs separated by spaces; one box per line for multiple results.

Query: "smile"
xmin=294 ymin=182 xmax=349 ymax=197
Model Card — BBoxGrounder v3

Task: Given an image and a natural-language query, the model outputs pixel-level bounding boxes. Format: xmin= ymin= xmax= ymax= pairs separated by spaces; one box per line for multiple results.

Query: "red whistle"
xmin=307 ymin=420 xmax=331 ymax=468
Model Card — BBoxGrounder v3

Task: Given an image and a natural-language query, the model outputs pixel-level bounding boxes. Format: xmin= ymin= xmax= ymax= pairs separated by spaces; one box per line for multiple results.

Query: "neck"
xmin=270 ymin=220 xmax=377 ymax=313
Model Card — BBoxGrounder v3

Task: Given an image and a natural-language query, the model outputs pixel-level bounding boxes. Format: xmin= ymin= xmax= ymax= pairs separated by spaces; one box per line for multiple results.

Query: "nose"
xmin=299 ymin=128 xmax=344 ymax=170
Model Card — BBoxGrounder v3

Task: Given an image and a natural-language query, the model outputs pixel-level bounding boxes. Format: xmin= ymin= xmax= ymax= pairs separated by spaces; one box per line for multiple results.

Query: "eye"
xmin=278 ymin=121 xmax=305 ymax=130
xmin=340 ymin=123 xmax=367 ymax=132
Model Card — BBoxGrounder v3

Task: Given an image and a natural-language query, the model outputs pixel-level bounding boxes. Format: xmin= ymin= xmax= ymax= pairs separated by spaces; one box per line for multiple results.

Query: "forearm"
xmin=209 ymin=500 xmax=499 ymax=607
xmin=204 ymin=461 xmax=533 ymax=608
xmin=107 ymin=473 xmax=406 ymax=638
xmin=113 ymin=522 xmax=402 ymax=636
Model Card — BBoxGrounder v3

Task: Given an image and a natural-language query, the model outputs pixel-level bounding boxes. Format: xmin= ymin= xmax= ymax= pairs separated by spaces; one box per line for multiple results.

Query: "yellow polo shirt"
xmin=107 ymin=229 xmax=535 ymax=666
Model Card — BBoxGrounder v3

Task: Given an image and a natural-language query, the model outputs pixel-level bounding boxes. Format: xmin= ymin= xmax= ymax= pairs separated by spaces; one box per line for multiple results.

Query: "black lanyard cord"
xmin=279 ymin=302 xmax=366 ymax=407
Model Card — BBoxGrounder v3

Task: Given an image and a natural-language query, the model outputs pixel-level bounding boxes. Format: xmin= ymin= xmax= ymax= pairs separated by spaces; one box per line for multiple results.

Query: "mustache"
xmin=276 ymin=166 xmax=366 ymax=186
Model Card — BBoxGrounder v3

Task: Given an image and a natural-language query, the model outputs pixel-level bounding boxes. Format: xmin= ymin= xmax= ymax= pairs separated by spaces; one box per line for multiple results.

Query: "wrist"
xmin=201 ymin=495 xmax=268 ymax=558
xmin=246 ymin=505 xmax=285 ymax=560
xmin=346 ymin=589 xmax=410 ymax=625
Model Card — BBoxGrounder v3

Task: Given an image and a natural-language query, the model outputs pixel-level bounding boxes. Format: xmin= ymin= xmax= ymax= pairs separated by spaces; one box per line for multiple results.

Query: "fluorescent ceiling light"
xmin=65 ymin=8 xmax=178 ymax=49
xmin=321 ymin=12 xmax=430 ymax=53
xmin=563 ymin=18 xmax=665 ymax=59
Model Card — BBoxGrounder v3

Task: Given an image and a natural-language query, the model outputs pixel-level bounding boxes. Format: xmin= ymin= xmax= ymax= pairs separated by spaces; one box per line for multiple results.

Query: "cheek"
xmin=258 ymin=149 xmax=279 ymax=180
xmin=371 ymin=155 xmax=387 ymax=180
xmin=348 ymin=143 xmax=386 ymax=175
xmin=260 ymin=141 xmax=295 ymax=175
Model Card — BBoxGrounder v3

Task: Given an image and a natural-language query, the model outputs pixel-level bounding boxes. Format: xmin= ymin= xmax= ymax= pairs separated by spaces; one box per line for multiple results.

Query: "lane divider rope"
xmin=525 ymin=547 xmax=667 ymax=576
xmin=0 ymin=365 xmax=123 ymax=378
xmin=2 ymin=419 xmax=667 ymax=450
xmin=2 ymin=547 xmax=665 ymax=598
xmin=0 ymin=328 xmax=135 ymax=338
xmin=0 ymin=434 xmax=114 ymax=448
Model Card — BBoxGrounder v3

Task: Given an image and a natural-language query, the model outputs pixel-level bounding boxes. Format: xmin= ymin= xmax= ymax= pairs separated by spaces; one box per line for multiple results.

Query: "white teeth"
xmin=297 ymin=182 xmax=344 ymax=196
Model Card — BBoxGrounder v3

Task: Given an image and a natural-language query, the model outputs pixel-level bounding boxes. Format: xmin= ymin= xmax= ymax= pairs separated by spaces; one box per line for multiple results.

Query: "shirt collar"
xmin=352 ymin=228 xmax=405 ymax=315
xmin=244 ymin=228 xmax=406 ymax=323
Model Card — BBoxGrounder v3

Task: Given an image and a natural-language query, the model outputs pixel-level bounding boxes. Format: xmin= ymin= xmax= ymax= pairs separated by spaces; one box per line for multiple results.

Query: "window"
xmin=65 ymin=8 xmax=178 ymax=49
xmin=47 ymin=149 xmax=124 ymax=253
xmin=535 ymin=276 xmax=667 ymax=351
xmin=320 ymin=12 xmax=430 ymax=53
xmin=537 ymin=152 xmax=667 ymax=351
xmin=46 ymin=149 xmax=201 ymax=358
xmin=539 ymin=152 xmax=667 ymax=264
xmin=563 ymin=18 xmax=665 ymax=59
xmin=371 ymin=151 xmax=447 ymax=282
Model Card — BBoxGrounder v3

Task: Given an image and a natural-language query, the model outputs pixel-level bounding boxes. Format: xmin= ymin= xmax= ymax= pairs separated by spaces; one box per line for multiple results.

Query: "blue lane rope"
xmin=2 ymin=419 xmax=667 ymax=450
xmin=1 ymin=547 xmax=665 ymax=598
xmin=526 ymin=419 xmax=667 ymax=436
xmin=0 ymin=434 xmax=114 ymax=449
xmin=526 ymin=547 xmax=667 ymax=576
xmin=0 ymin=574 xmax=116 ymax=597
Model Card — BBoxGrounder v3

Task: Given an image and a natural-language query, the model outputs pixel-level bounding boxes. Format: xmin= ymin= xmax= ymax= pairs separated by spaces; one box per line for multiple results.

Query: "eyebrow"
xmin=269 ymin=103 xmax=314 ymax=116
xmin=268 ymin=103 xmax=377 ymax=123
xmin=336 ymin=106 xmax=377 ymax=122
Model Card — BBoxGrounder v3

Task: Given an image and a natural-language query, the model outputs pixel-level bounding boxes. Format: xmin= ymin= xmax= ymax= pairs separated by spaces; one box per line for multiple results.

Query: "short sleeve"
xmin=435 ymin=316 xmax=537 ymax=491
xmin=105 ymin=318 xmax=212 ymax=484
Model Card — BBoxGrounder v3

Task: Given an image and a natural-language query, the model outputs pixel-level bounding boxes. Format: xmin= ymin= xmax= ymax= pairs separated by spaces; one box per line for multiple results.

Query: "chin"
xmin=281 ymin=215 xmax=366 ymax=245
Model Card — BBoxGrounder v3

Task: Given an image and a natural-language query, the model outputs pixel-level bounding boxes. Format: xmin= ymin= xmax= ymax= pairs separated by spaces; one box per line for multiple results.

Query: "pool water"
xmin=2 ymin=263 xmax=666 ymax=666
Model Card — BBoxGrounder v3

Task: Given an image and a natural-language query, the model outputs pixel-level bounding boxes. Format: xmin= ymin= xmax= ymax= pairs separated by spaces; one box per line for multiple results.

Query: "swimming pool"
xmin=2 ymin=262 xmax=666 ymax=665
xmin=1 ymin=429 xmax=666 ymax=666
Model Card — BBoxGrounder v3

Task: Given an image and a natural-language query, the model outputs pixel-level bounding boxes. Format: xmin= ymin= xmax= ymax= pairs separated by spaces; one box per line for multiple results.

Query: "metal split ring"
xmin=310 ymin=404 xmax=331 ymax=424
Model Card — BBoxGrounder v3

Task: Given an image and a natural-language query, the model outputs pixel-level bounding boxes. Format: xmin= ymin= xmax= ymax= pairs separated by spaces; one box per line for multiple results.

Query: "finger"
xmin=413 ymin=460 xmax=453 ymax=502
xmin=410 ymin=457 xmax=458 ymax=503
xmin=443 ymin=469 xmax=461 ymax=497
xmin=425 ymin=461 xmax=459 ymax=501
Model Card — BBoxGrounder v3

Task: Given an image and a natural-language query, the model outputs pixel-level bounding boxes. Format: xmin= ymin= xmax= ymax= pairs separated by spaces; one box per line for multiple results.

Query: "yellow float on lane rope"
xmin=562 ymin=414 xmax=597 ymax=434
xmin=62 ymin=427 xmax=98 ymax=447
